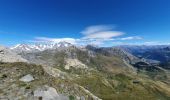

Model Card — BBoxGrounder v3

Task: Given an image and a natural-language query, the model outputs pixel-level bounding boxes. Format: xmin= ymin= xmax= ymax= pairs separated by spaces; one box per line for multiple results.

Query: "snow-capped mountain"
xmin=53 ymin=41 xmax=73 ymax=48
xmin=10 ymin=41 xmax=73 ymax=52
xmin=11 ymin=44 xmax=54 ymax=51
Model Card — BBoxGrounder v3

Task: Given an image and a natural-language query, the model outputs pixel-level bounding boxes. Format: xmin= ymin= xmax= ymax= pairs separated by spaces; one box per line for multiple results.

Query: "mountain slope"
xmin=20 ymin=45 xmax=136 ymax=74
xmin=1 ymin=43 xmax=170 ymax=100
xmin=118 ymin=45 xmax=170 ymax=62
xmin=0 ymin=62 xmax=101 ymax=100
xmin=119 ymin=45 xmax=170 ymax=69
xmin=0 ymin=46 xmax=27 ymax=62
xmin=1 ymin=62 xmax=170 ymax=100
xmin=14 ymin=44 xmax=170 ymax=100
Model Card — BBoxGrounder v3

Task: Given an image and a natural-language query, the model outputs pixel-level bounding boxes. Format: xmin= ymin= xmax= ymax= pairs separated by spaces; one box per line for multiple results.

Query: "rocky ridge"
xmin=0 ymin=46 xmax=27 ymax=62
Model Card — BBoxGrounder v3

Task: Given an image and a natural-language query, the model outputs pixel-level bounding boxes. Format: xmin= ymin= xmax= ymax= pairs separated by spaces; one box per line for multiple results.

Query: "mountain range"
xmin=10 ymin=42 xmax=74 ymax=52
xmin=0 ymin=42 xmax=170 ymax=100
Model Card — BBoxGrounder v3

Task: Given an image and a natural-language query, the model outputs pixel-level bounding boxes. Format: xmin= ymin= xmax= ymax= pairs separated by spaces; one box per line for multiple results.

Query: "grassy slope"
xmin=0 ymin=62 xmax=97 ymax=100
xmin=74 ymin=72 xmax=170 ymax=100
xmin=50 ymin=49 xmax=170 ymax=100
xmin=20 ymin=47 xmax=170 ymax=100
xmin=53 ymin=52 xmax=170 ymax=100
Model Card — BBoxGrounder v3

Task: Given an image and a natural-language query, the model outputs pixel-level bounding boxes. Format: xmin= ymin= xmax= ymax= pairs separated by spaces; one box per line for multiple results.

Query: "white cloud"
xmin=112 ymin=41 xmax=170 ymax=46
xmin=81 ymin=25 xmax=114 ymax=35
xmin=89 ymin=40 xmax=104 ymax=46
xmin=144 ymin=41 xmax=159 ymax=45
xmin=83 ymin=31 xmax=124 ymax=39
xmin=35 ymin=37 xmax=77 ymax=44
xmin=143 ymin=41 xmax=170 ymax=45
xmin=112 ymin=41 xmax=124 ymax=45
xmin=81 ymin=25 xmax=124 ymax=39
xmin=120 ymin=36 xmax=143 ymax=40
xmin=30 ymin=25 xmax=145 ymax=46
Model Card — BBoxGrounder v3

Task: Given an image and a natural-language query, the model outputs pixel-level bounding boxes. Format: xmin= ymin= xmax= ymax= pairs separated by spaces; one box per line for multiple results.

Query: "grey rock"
xmin=0 ymin=46 xmax=27 ymax=62
xmin=19 ymin=74 xmax=34 ymax=82
xmin=34 ymin=85 xmax=69 ymax=100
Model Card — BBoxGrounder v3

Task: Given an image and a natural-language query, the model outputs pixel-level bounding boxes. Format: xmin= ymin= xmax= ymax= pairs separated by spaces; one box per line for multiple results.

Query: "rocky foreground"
xmin=0 ymin=62 xmax=99 ymax=100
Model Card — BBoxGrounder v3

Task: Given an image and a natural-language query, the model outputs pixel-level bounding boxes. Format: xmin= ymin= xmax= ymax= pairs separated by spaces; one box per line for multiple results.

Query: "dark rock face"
xmin=159 ymin=62 xmax=170 ymax=70
xmin=124 ymin=45 xmax=170 ymax=62
xmin=0 ymin=50 xmax=4 ymax=54
xmin=132 ymin=80 xmax=140 ymax=84
xmin=86 ymin=45 xmax=140 ymax=64
xmin=118 ymin=45 xmax=170 ymax=70
xmin=163 ymin=47 xmax=170 ymax=51
xmin=133 ymin=61 xmax=161 ymax=72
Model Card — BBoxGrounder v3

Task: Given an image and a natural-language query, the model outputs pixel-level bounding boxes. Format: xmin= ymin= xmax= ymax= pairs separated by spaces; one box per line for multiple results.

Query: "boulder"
xmin=34 ymin=85 xmax=69 ymax=100
xmin=19 ymin=74 xmax=34 ymax=82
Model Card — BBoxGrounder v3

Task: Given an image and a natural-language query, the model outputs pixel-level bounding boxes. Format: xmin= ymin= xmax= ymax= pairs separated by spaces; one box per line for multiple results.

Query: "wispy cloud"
xmin=35 ymin=37 xmax=77 ymax=44
xmin=120 ymin=36 xmax=143 ymax=40
xmin=112 ymin=41 xmax=170 ymax=46
xmin=143 ymin=41 xmax=170 ymax=45
xmin=83 ymin=31 xmax=124 ymax=39
xmin=81 ymin=25 xmax=124 ymax=39
xmin=89 ymin=40 xmax=104 ymax=45
xmin=81 ymin=25 xmax=114 ymax=35
xmin=31 ymin=25 xmax=145 ymax=46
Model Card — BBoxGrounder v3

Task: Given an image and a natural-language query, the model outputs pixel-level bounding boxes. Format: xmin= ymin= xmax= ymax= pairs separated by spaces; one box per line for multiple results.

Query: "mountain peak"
xmin=10 ymin=42 xmax=74 ymax=52
xmin=54 ymin=41 xmax=73 ymax=48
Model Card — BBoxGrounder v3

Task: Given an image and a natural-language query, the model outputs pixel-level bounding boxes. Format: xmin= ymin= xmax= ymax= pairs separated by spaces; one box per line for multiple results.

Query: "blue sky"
xmin=0 ymin=0 xmax=170 ymax=46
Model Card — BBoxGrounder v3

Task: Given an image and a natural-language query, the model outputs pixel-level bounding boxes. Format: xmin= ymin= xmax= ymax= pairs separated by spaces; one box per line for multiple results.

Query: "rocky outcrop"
xmin=0 ymin=46 xmax=27 ymax=62
xmin=34 ymin=85 xmax=69 ymax=100
xmin=65 ymin=58 xmax=88 ymax=70
xmin=86 ymin=45 xmax=140 ymax=64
